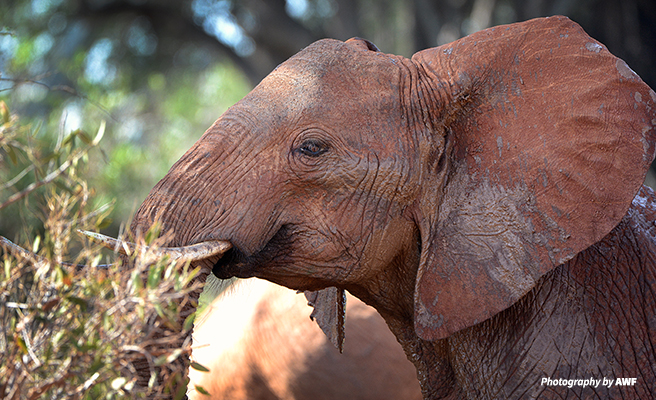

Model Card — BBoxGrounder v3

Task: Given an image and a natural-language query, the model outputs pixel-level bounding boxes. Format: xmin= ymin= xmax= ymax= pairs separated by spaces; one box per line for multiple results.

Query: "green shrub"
xmin=0 ymin=101 xmax=205 ymax=399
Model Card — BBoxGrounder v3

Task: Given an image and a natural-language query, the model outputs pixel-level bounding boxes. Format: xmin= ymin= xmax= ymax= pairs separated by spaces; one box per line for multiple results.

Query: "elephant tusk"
xmin=77 ymin=230 xmax=232 ymax=262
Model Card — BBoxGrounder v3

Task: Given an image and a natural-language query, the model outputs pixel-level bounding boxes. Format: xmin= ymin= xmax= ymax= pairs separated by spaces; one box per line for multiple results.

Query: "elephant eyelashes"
xmin=297 ymin=139 xmax=329 ymax=157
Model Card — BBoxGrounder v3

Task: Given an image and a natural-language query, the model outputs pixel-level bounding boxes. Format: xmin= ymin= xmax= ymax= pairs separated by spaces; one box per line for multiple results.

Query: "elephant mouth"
xmin=67 ymin=226 xmax=296 ymax=283
xmin=211 ymin=246 xmax=250 ymax=279
xmin=211 ymin=224 xmax=296 ymax=281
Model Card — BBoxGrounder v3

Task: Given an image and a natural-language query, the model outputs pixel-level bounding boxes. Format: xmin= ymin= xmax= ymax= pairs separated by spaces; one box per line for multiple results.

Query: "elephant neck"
xmin=382 ymin=316 xmax=461 ymax=399
xmin=371 ymin=188 xmax=656 ymax=399
xmin=346 ymin=245 xmax=463 ymax=399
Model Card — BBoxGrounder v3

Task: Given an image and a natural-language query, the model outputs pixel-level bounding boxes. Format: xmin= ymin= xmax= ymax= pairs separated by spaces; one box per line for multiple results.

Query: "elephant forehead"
xmin=253 ymin=41 xmax=403 ymax=111
xmin=238 ymin=70 xmax=405 ymax=149
xmin=213 ymin=40 xmax=410 ymax=160
xmin=243 ymin=68 xmax=322 ymax=113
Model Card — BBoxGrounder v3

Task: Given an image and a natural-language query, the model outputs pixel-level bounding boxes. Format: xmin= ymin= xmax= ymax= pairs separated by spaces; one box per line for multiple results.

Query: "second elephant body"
xmin=189 ymin=278 xmax=422 ymax=400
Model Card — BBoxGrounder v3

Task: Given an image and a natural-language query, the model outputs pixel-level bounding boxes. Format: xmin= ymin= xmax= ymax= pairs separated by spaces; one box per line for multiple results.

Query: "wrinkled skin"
xmin=131 ymin=17 xmax=656 ymax=399
xmin=443 ymin=186 xmax=656 ymax=398
xmin=188 ymin=278 xmax=422 ymax=400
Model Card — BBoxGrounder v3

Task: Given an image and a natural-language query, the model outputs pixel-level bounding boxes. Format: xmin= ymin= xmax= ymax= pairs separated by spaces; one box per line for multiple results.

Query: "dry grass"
xmin=0 ymin=101 xmax=205 ymax=399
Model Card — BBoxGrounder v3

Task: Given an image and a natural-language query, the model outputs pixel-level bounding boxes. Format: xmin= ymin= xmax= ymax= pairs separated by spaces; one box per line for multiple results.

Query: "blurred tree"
xmin=5 ymin=0 xmax=644 ymax=86
xmin=1 ymin=0 xmax=655 ymax=240
xmin=0 ymin=0 xmax=252 ymax=240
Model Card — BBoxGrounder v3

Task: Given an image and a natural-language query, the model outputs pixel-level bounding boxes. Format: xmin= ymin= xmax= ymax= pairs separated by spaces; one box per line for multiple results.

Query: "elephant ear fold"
xmin=345 ymin=37 xmax=380 ymax=52
xmin=411 ymin=16 xmax=656 ymax=340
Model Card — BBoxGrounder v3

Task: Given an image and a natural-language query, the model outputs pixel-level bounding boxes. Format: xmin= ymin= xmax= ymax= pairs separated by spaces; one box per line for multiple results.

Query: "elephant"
xmin=88 ymin=16 xmax=656 ymax=399
xmin=188 ymin=278 xmax=422 ymax=399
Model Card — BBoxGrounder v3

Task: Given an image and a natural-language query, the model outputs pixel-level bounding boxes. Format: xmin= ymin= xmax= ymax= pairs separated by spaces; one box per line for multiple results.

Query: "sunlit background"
xmin=1 ymin=0 xmax=655 ymax=241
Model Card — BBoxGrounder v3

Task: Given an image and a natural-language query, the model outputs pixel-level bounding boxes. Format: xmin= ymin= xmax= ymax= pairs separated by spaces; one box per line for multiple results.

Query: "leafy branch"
xmin=0 ymin=103 xmax=207 ymax=399
xmin=0 ymin=120 xmax=105 ymax=210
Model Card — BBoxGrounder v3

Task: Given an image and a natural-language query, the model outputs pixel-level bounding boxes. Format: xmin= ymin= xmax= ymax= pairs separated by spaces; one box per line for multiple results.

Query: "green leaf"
xmin=190 ymin=362 xmax=210 ymax=372
xmin=177 ymin=266 xmax=201 ymax=290
xmin=52 ymin=330 xmax=65 ymax=347
xmin=40 ymin=150 xmax=60 ymax=164
xmin=173 ymin=380 xmax=188 ymax=400
xmin=66 ymin=296 xmax=88 ymax=312
xmin=15 ymin=335 xmax=28 ymax=354
xmin=147 ymin=263 xmax=162 ymax=289
xmin=152 ymin=303 xmax=165 ymax=319
xmin=195 ymin=385 xmax=211 ymax=395
xmin=76 ymin=129 xmax=93 ymax=145
xmin=183 ymin=313 xmax=195 ymax=332
xmin=53 ymin=179 xmax=74 ymax=194
xmin=96 ymin=217 xmax=113 ymax=230
xmin=144 ymin=222 xmax=161 ymax=245
xmin=6 ymin=145 xmax=18 ymax=164
xmin=61 ymin=131 xmax=77 ymax=146
xmin=130 ymin=269 xmax=143 ymax=291
xmin=154 ymin=348 xmax=183 ymax=366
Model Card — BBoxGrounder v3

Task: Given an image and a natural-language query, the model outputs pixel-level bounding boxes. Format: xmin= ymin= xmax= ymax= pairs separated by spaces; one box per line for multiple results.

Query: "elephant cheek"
xmin=361 ymin=217 xmax=416 ymax=270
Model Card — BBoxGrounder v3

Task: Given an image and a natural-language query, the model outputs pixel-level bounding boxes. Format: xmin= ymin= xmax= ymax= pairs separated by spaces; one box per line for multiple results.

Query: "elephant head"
xmin=126 ymin=16 xmax=656 ymax=397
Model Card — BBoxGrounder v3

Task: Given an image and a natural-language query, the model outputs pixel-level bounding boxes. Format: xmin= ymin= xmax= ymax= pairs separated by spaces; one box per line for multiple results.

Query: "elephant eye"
xmin=297 ymin=139 xmax=329 ymax=157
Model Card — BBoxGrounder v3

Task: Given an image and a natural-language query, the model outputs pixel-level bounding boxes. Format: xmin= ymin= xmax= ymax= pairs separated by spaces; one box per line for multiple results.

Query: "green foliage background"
xmin=0 ymin=5 xmax=251 ymax=394
xmin=0 ymin=101 xmax=214 ymax=399
xmin=0 ymin=1 xmax=251 ymax=242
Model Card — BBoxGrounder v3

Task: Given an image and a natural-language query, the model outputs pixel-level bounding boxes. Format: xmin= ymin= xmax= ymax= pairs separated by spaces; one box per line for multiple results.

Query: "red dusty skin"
xmin=437 ymin=185 xmax=656 ymax=399
xmin=128 ymin=16 xmax=656 ymax=399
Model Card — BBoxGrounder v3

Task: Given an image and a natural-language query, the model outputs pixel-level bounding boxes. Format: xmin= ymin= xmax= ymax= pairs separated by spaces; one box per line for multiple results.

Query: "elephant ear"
xmin=411 ymin=16 xmax=656 ymax=340
xmin=344 ymin=37 xmax=380 ymax=52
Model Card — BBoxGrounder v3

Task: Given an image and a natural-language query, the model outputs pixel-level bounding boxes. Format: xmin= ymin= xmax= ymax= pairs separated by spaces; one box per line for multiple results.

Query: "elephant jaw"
xmin=207 ymin=228 xmax=350 ymax=353
xmin=210 ymin=245 xmax=253 ymax=279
